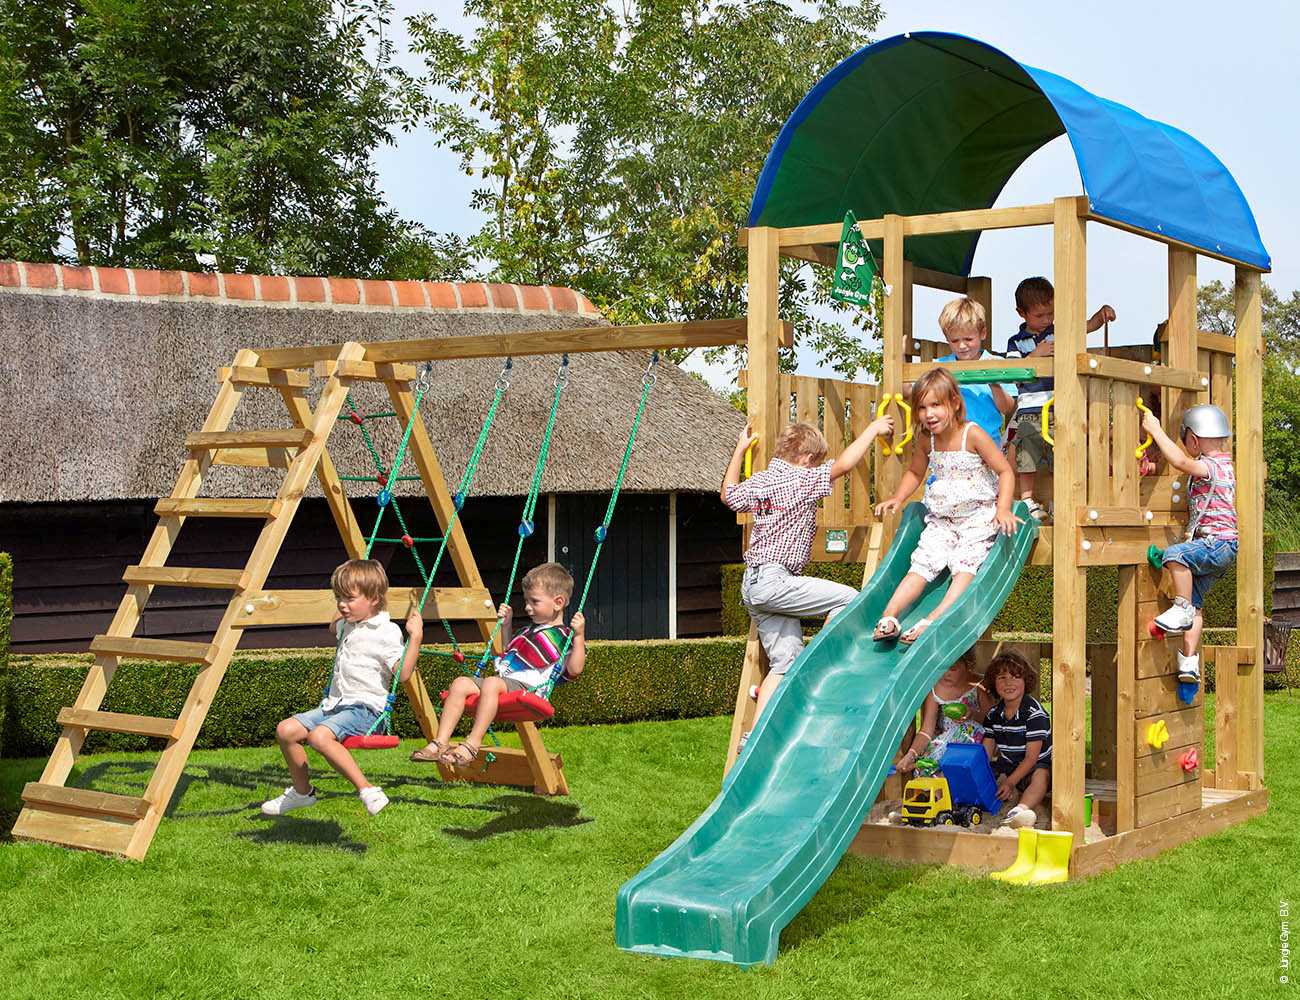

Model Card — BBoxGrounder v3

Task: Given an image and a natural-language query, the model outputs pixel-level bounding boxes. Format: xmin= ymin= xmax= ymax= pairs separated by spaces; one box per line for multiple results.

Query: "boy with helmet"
xmin=1140 ymin=404 xmax=1238 ymax=683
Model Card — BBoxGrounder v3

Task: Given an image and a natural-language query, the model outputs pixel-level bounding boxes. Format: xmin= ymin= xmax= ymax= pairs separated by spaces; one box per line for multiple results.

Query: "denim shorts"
xmin=293 ymin=703 xmax=381 ymax=739
xmin=1162 ymin=537 xmax=1238 ymax=608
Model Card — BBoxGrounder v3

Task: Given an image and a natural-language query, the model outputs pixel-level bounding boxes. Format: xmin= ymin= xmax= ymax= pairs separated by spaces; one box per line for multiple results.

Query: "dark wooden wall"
xmin=3 ymin=493 xmax=739 ymax=652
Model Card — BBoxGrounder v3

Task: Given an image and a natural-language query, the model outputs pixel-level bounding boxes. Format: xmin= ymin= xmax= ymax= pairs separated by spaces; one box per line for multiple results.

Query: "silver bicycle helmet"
xmin=1181 ymin=404 xmax=1232 ymax=440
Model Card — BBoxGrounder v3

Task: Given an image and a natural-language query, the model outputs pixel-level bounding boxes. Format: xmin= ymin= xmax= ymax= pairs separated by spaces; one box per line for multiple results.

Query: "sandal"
xmin=439 ymin=742 xmax=481 ymax=767
xmin=409 ymin=740 xmax=449 ymax=763
xmin=873 ymin=616 xmax=901 ymax=642
xmin=900 ymin=618 xmax=933 ymax=645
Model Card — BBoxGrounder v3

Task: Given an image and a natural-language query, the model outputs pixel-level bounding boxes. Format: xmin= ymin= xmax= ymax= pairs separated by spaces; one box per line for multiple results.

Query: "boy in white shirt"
xmin=262 ymin=559 xmax=422 ymax=817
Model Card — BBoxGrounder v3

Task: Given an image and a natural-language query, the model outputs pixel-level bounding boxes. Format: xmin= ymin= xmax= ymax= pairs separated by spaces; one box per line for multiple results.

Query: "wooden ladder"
xmin=13 ymin=342 xmax=567 ymax=860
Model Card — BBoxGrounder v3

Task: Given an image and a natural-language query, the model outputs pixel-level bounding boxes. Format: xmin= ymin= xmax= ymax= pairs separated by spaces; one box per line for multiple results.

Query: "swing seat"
xmin=341 ymin=734 xmax=400 ymax=750
xmin=441 ymin=689 xmax=556 ymax=724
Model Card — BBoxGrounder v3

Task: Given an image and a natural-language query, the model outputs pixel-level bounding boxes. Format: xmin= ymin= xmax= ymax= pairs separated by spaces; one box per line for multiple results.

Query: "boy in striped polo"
xmin=1142 ymin=404 xmax=1238 ymax=683
xmin=723 ymin=414 xmax=894 ymax=746
xmin=982 ymin=651 xmax=1052 ymax=829
xmin=412 ymin=562 xmax=586 ymax=765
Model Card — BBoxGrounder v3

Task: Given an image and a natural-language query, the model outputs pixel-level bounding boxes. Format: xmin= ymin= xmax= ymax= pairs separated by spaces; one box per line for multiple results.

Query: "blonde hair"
xmin=331 ymin=559 xmax=389 ymax=609
xmin=986 ymin=650 xmax=1039 ymax=697
xmin=938 ymin=296 xmax=987 ymax=339
xmin=912 ymin=368 xmax=966 ymax=427
xmin=522 ymin=562 xmax=574 ymax=600
xmin=774 ymin=422 xmax=828 ymax=464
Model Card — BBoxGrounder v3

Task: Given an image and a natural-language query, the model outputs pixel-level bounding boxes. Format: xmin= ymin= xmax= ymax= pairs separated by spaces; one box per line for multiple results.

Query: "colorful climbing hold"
xmin=1147 ymin=543 xmax=1164 ymax=570
xmin=1146 ymin=719 xmax=1170 ymax=750
xmin=1179 ymin=747 xmax=1199 ymax=772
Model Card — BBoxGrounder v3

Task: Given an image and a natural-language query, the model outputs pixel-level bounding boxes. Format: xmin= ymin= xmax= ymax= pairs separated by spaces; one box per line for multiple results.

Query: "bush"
xmin=721 ymin=534 xmax=1276 ymax=641
xmin=0 ymin=553 xmax=10 ymax=759
xmin=1 ymin=637 xmax=746 ymax=758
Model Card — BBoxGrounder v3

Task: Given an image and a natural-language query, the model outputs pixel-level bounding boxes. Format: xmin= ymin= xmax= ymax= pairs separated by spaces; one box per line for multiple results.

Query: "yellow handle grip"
xmin=876 ymin=393 xmax=913 ymax=456
xmin=893 ymin=392 xmax=913 ymax=454
xmin=1135 ymin=397 xmax=1155 ymax=460
xmin=1041 ymin=396 xmax=1054 ymax=447
xmin=743 ymin=438 xmax=758 ymax=479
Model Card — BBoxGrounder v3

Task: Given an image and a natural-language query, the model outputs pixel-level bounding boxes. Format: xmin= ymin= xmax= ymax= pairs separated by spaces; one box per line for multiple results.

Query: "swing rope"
xmin=474 ymin=355 xmax=570 ymax=678
xmin=328 ymin=358 xmax=513 ymax=741
xmin=534 ymin=351 xmax=658 ymax=701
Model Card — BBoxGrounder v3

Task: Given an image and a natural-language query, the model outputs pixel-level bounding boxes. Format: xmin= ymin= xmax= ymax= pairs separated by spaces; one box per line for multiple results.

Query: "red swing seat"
xmin=341 ymin=733 xmax=400 ymax=750
xmin=441 ymin=688 xmax=556 ymax=724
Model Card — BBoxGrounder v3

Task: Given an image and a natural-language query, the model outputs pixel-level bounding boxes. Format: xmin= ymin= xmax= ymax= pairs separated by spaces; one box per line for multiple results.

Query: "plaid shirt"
xmin=725 ymin=458 xmax=833 ymax=573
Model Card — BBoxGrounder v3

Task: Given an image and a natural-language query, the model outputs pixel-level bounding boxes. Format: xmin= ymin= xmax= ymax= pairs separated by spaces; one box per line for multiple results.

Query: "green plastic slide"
xmin=615 ymin=501 xmax=1038 ymax=967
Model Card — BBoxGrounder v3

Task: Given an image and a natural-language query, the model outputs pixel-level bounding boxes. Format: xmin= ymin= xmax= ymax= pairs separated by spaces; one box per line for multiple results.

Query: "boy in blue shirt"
xmin=1005 ymin=277 xmax=1116 ymax=520
xmin=934 ymin=296 xmax=1017 ymax=443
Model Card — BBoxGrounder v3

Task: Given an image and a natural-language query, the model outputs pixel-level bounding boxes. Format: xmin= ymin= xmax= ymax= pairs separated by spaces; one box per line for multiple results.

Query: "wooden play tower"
xmin=730 ymin=196 xmax=1267 ymax=875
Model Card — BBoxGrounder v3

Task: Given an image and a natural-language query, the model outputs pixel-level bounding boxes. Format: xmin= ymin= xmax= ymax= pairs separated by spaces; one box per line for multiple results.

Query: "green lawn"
xmin=1 ymin=695 xmax=1297 ymax=999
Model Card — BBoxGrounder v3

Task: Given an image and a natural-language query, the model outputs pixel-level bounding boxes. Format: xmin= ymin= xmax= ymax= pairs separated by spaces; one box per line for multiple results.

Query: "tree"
xmin=0 ymin=0 xmax=455 ymax=278
xmin=409 ymin=0 xmax=885 ymax=375
xmin=1197 ymin=278 xmax=1300 ymax=500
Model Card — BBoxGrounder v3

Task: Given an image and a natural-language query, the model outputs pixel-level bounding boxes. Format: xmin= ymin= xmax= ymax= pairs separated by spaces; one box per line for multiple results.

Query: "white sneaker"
xmin=359 ymin=786 xmax=389 ymax=816
xmin=1023 ymin=499 xmax=1049 ymax=522
xmin=1177 ymin=652 xmax=1201 ymax=684
xmin=262 ymin=785 xmax=317 ymax=816
xmin=1006 ymin=804 xmax=1037 ymax=828
xmin=1155 ymin=600 xmax=1196 ymax=634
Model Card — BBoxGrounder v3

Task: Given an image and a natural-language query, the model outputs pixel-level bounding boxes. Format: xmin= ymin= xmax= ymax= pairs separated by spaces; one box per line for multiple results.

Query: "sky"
xmin=374 ymin=1 xmax=1297 ymax=386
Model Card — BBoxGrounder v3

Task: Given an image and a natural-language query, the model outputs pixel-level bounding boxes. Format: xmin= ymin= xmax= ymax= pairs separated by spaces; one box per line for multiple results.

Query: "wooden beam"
xmin=877 ymin=215 xmax=906 ymax=549
xmin=758 ymin=202 xmax=1056 ymax=249
xmin=315 ymin=359 xmax=419 ymax=382
xmin=1235 ymin=267 xmax=1265 ymax=783
xmin=902 ymin=357 xmax=1053 ymax=381
xmin=218 ymin=366 xmax=310 ymax=388
xmin=1077 ymin=525 xmax=1182 ymax=565
xmin=1083 ymin=208 xmax=1269 ymax=272
xmin=1050 ymin=196 xmax=1088 ymax=840
xmin=230 ymin=588 xmax=497 ymax=627
xmin=154 ymin=498 xmax=281 ymax=519
xmin=185 ymin=429 xmax=313 ymax=451
xmin=912 ymin=265 xmax=969 ymax=294
xmin=254 ymin=318 xmax=771 ymax=368
xmin=1077 ymin=353 xmax=1203 ymax=390
xmin=21 ymin=783 xmax=150 ymax=821
xmin=1074 ymin=506 xmax=1180 ymax=527
xmin=1196 ymin=330 xmax=1238 ymax=355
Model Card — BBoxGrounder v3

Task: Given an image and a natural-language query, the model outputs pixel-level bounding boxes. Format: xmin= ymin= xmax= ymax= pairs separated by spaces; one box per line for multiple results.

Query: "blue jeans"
xmin=1162 ymin=537 xmax=1237 ymax=608
xmin=293 ymin=703 xmax=381 ymax=739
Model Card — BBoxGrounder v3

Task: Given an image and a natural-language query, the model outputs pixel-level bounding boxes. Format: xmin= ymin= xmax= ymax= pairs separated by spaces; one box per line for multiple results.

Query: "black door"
xmin=553 ymin=493 xmax=668 ymax=640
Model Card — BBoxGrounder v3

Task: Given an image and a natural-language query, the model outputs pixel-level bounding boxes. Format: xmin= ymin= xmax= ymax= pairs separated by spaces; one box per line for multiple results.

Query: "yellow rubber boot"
xmin=990 ymin=828 xmax=1038 ymax=883
xmin=1025 ymin=830 xmax=1073 ymax=885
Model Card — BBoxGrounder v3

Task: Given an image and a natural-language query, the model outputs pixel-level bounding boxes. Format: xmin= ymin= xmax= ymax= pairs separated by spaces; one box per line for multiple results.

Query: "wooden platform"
xmin=847 ymin=785 xmax=1268 ymax=879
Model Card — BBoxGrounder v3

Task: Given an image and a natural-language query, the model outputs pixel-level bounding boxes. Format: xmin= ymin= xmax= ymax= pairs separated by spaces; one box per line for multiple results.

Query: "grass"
xmin=1 ymin=696 xmax=1298 ymax=1000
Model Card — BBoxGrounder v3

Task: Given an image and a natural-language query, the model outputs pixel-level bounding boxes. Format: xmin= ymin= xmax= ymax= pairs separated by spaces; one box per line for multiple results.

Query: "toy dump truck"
xmin=900 ymin=743 xmax=1003 ymax=828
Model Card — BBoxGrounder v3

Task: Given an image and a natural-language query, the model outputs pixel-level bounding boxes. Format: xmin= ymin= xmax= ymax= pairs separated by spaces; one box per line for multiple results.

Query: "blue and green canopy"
xmin=749 ymin=32 xmax=1269 ymax=273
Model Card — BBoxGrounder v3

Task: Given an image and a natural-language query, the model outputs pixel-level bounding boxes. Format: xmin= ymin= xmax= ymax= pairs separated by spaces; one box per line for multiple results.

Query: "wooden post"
xmin=1112 ymin=382 xmax=1140 ymax=832
xmin=967 ymin=276 xmax=993 ymax=345
xmin=1234 ymin=267 xmax=1265 ymax=782
xmin=725 ymin=227 xmax=782 ymax=767
xmin=1166 ymin=250 xmax=1198 ymax=442
xmin=877 ymin=215 xmax=906 ymax=553
xmin=1050 ymin=197 xmax=1088 ymax=839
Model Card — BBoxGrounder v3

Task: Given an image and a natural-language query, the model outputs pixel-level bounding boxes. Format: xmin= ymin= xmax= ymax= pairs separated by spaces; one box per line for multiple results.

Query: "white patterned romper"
xmin=910 ymin=422 xmax=1000 ymax=582
xmin=915 ymin=684 xmax=987 ymax=776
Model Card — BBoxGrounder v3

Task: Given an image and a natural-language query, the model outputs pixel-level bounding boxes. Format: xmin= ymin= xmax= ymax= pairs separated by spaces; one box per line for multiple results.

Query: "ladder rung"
xmin=56 ymin=708 xmax=182 ymax=740
xmin=186 ymin=429 xmax=312 ymax=451
xmin=123 ymin=565 xmax=247 ymax=589
xmin=89 ymin=636 xmax=214 ymax=665
xmin=21 ymin=782 xmax=151 ymax=821
xmin=155 ymin=498 xmax=281 ymax=519
xmin=11 ymin=806 xmax=137 ymax=856
xmin=218 ymin=365 xmax=310 ymax=388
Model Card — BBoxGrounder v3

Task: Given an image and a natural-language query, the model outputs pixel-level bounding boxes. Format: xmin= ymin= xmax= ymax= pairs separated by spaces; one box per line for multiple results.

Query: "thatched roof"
xmin=0 ymin=268 xmax=744 ymax=503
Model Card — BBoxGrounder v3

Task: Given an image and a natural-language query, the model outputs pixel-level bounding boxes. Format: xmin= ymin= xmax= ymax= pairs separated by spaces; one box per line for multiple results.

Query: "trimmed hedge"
xmin=722 ymin=534 xmax=1276 ymax=641
xmin=0 ymin=553 xmax=10 ymax=758
xmin=1 ymin=637 xmax=746 ymax=758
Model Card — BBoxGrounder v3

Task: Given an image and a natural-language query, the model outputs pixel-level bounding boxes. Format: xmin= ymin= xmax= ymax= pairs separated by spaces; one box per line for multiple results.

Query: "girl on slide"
xmin=872 ymin=369 xmax=1020 ymax=645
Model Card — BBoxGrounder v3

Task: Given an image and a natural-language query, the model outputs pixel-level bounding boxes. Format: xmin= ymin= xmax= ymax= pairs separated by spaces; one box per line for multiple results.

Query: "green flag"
xmin=830 ymin=210 xmax=877 ymax=307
